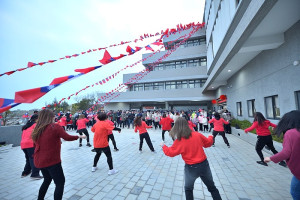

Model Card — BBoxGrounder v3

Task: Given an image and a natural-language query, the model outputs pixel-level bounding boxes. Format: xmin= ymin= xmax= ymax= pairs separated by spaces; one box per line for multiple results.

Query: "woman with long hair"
xmin=208 ymin=112 xmax=230 ymax=148
xmin=161 ymin=117 xmax=221 ymax=200
xmin=244 ymin=112 xmax=286 ymax=167
xmin=264 ymin=110 xmax=300 ymax=200
xmin=32 ymin=109 xmax=86 ymax=200
xmin=20 ymin=114 xmax=42 ymax=179
xmin=134 ymin=115 xmax=155 ymax=153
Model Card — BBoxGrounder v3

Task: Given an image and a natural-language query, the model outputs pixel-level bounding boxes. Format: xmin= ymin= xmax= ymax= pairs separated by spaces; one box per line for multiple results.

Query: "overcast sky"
xmin=0 ymin=0 xmax=205 ymax=111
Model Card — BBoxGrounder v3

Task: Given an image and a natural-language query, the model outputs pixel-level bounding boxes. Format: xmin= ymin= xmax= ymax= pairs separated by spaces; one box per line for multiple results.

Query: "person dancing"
xmin=159 ymin=113 xmax=174 ymax=142
xmin=76 ymin=114 xmax=92 ymax=147
xmin=161 ymin=117 xmax=222 ymax=200
xmin=245 ymin=112 xmax=287 ymax=167
xmin=209 ymin=112 xmax=230 ymax=148
xmin=134 ymin=115 xmax=155 ymax=153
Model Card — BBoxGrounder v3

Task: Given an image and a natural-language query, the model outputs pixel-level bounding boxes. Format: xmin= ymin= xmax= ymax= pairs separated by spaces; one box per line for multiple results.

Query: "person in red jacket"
xmin=134 ymin=115 xmax=155 ymax=153
xmin=159 ymin=113 xmax=174 ymax=142
xmin=209 ymin=112 xmax=230 ymax=148
xmin=161 ymin=117 xmax=222 ymax=200
xmin=244 ymin=112 xmax=286 ymax=167
xmin=76 ymin=114 xmax=92 ymax=147
xmin=58 ymin=114 xmax=67 ymax=130
xmin=106 ymin=119 xmax=121 ymax=151
xmin=20 ymin=114 xmax=42 ymax=179
xmin=91 ymin=113 xmax=118 ymax=175
xmin=264 ymin=110 xmax=300 ymax=200
xmin=32 ymin=109 xmax=86 ymax=200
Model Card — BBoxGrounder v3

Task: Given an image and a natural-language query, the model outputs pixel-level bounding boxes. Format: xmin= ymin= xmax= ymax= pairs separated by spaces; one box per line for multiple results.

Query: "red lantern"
xmin=220 ymin=95 xmax=227 ymax=100
xmin=212 ymin=99 xmax=217 ymax=104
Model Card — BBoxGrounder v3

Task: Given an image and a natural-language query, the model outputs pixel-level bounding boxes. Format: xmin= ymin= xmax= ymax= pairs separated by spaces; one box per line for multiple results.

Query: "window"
xmin=199 ymin=37 xmax=206 ymax=45
xmin=175 ymin=81 xmax=188 ymax=89
xmin=144 ymin=83 xmax=153 ymax=91
xmin=153 ymin=82 xmax=164 ymax=90
xmin=295 ymin=91 xmax=300 ymax=110
xmin=237 ymin=102 xmax=242 ymax=116
xmin=247 ymin=99 xmax=256 ymax=117
xmin=165 ymin=81 xmax=176 ymax=90
xmin=265 ymin=95 xmax=280 ymax=119
xmin=188 ymin=60 xmax=200 ymax=67
xmin=200 ymin=58 xmax=207 ymax=66
xmin=134 ymin=84 xmax=143 ymax=91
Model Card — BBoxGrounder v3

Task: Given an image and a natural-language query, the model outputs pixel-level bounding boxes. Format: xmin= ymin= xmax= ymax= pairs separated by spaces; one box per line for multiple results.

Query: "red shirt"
xmin=244 ymin=120 xmax=276 ymax=136
xmin=208 ymin=118 xmax=229 ymax=131
xmin=76 ymin=118 xmax=89 ymax=130
xmin=106 ymin=120 xmax=114 ymax=135
xmin=20 ymin=123 xmax=36 ymax=149
xmin=188 ymin=121 xmax=196 ymax=131
xmin=163 ymin=132 xmax=213 ymax=165
xmin=271 ymin=129 xmax=300 ymax=180
xmin=33 ymin=124 xmax=78 ymax=168
xmin=91 ymin=121 xmax=114 ymax=148
xmin=135 ymin=121 xmax=152 ymax=134
xmin=58 ymin=117 xmax=67 ymax=126
xmin=159 ymin=117 xmax=174 ymax=131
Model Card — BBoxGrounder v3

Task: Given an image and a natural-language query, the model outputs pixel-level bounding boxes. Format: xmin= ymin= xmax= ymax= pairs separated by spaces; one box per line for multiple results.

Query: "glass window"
xmin=199 ymin=37 xmax=206 ymax=45
xmin=193 ymin=39 xmax=200 ymax=46
xmin=153 ymin=82 xmax=164 ymax=90
xmin=200 ymin=79 xmax=206 ymax=87
xmin=237 ymin=102 xmax=242 ymax=116
xmin=188 ymin=60 xmax=194 ymax=67
xmin=195 ymin=80 xmax=201 ymax=88
xmin=165 ymin=81 xmax=176 ymax=90
xmin=296 ymin=91 xmax=300 ymax=110
xmin=247 ymin=99 xmax=255 ymax=117
xmin=144 ymin=83 xmax=153 ymax=91
xmin=189 ymin=80 xmax=195 ymax=88
xmin=265 ymin=95 xmax=280 ymax=119
xmin=169 ymin=62 xmax=175 ymax=69
xmin=134 ymin=84 xmax=143 ymax=91
xmin=200 ymin=58 xmax=207 ymax=66
xmin=182 ymin=81 xmax=188 ymax=88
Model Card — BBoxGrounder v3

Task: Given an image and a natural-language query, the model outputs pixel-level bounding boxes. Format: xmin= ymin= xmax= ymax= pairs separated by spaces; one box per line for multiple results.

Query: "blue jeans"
xmin=291 ymin=176 xmax=300 ymax=200
xmin=184 ymin=159 xmax=221 ymax=200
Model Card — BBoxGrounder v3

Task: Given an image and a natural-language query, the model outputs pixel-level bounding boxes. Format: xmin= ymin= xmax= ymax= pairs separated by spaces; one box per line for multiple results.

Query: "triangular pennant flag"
xmin=50 ymin=75 xmax=75 ymax=85
xmin=27 ymin=62 xmax=37 ymax=68
xmin=15 ymin=85 xmax=59 ymax=103
xmin=126 ymin=45 xmax=135 ymax=55
xmin=145 ymin=45 xmax=154 ymax=52
xmin=75 ymin=66 xmax=101 ymax=74
xmin=0 ymin=98 xmax=15 ymax=108
xmin=99 ymin=50 xmax=115 ymax=64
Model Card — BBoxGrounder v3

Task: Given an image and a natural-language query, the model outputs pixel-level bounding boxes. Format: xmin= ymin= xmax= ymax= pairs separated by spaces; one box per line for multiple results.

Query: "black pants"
xmin=77 ymin=128 xmax=90 ymax=143
xmin=93 ymin=146 xmax=113 ymax=170
xmin=256 ymin=135 xmax=278 ymax=161
xmin=154 ymin=121 xmax=160 ymax=129
xmin=203 ymin=125 xmax=209 ymax=132
xmin=38 ymin=162 xmax=65 ymax=200
xmin=139 ymin=132 xmax=154 ymax=151
xmin=108 ymin=134 xmax=118 ymax=150
xmin=162 ymin=130 xmax=170 ymax=141
xmin=22 ymin=148 xmax=40 ymax=177
xmin=199 ymin=123 xmax=203 ymax=131
xmin=212 ymin=131 xmax=230 ymax=146
xmin=184 ymin=159 xmax=221 ymax=200
xmin=224 ymin=123 xmax=232 ymax=134
xmin=209 ymin=124 xmax=214 ymax=132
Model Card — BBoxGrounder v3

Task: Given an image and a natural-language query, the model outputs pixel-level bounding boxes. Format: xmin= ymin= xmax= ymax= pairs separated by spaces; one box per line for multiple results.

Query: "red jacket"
xmin=188 ymin=121 xmax=196 ymax=131
xmin=76 ymin=118 xmax=89 ymax=130
xmin=34 ymin=124 xmax=78 ymax=168
xmin=58 ymin=117 xmax=67 ymax=126
xmin=159 ymin=117 xmax=174 ymax=131
xmin=208 ymin=118 xmax=229 ymax=132
xmin=135 ymin=121 xmax=152 ymax=134
xmin=20 ymin=123 xmax=36 ymax=149
xmin=163 ymin=132 xmax=213 ymax=165
xmin=106 ymin=120 xmax=114 ymax=135
xmin=91 ymin=121 xmax=114 ymax=148
xmin=244 ymin=120 xmax=276 ymax=136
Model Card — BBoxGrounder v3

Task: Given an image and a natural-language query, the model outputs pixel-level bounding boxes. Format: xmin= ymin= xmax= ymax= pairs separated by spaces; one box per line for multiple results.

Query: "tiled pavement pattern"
xmin=0 ymin=127 xmax=292 ymax=200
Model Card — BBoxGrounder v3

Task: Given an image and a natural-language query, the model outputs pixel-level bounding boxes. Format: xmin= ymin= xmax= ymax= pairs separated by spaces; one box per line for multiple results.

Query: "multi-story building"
xmin=203 ymin=0 xmax=300 ymax=122
xmin=102 ymin=0 xmax=300 ymax=120
xmin=103 ymin=27 xmax=215 ymax=111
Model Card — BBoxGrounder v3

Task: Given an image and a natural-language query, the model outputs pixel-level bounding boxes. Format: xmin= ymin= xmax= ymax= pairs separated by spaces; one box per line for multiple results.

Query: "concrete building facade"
xmin=203 ymin=0 xmax=300 ymax=122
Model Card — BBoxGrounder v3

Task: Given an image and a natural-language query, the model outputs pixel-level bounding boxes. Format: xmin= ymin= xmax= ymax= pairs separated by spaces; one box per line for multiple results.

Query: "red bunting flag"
xmin=99 ymin=50 xmax=115 ymax=64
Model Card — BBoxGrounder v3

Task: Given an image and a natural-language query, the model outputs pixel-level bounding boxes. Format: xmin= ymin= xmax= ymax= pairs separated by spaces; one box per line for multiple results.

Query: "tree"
xmin=2 ymin=110 xmax=16 ymax=126
xmin=77 ymin=98 xmax=94 ymax=111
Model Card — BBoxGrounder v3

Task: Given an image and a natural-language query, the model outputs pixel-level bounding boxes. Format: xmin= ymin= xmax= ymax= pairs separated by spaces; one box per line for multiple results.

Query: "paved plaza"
xmin=0 ymin=127 xmax=292 ymax=200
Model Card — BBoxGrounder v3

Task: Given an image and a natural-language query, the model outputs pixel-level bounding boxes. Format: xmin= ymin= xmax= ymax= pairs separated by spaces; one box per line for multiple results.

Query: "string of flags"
xmin=0 ymin=22 xmax=204 ymax=113
xmin=0 ymin=22 xmax=204 ymax=77
xmin=49 ymin=24 xmax=202 ymax=111
xmin=86 ymin=24 xmax=202 ymax=112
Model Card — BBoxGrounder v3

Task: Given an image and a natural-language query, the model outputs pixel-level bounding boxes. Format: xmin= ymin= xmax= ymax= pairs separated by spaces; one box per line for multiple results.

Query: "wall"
xmin=220 ymin=21 xmax=300 ymax=122
xmin=0 ymin=125 xmax=22 ymax=147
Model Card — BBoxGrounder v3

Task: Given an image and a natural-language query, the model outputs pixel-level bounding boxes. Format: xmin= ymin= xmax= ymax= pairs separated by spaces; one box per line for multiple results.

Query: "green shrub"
xmin=230 ymin=118 xmax=283 ymax=143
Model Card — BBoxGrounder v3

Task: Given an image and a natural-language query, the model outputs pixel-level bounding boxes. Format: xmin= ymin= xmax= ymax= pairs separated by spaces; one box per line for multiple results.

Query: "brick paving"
xmin=0 ymin=127 xmax=292 ymax=200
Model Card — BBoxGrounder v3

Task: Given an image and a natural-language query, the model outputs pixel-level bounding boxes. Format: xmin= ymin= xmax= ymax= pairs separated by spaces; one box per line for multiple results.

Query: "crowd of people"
xmin=19 ymin=108 xmax=300 ymax=200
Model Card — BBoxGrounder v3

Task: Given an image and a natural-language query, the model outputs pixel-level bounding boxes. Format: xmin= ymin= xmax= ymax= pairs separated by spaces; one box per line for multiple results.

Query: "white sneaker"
xmin=108 ymin=169 xmax=118 ymax=175
xmin=92 ymin=167 xmax=97 ymax=172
